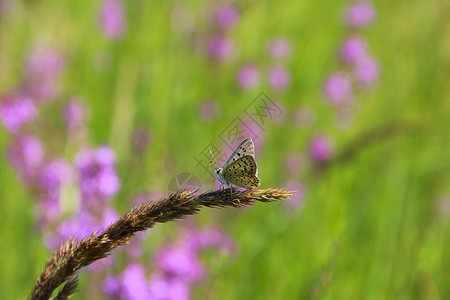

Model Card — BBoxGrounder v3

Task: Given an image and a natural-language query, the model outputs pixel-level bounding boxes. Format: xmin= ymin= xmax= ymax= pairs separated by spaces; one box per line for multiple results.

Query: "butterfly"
xmin=209 ymin=137 xmax=261 ymax=190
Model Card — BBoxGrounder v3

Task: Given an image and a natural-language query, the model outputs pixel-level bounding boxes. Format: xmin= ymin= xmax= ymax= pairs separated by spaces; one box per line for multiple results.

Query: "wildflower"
xmin=344 ymin=0 xmax=376 ymax=28
xmin=237 ymin=64 xmax=260 ymax=90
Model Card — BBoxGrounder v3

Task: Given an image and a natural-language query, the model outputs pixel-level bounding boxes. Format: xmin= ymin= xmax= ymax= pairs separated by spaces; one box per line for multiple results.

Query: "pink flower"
xmin=25 ymin=47 xmax=65 ymax=101
xmin=309 ymin=135 xmax=333 ymax=163
xmin=121 ymin=264 xmax=151 ymax=300
xmin=237 ymin=64 xmax=260 ymax=90
xmin=8 ymin=134 xmax=44 ymax=185
xmin=323 ymin=72 xmax=353 ymax=106
xmin=62 ymin=100 xmax=86 ymax=131
xmin=344 ymin=0 xmax=376 ymax=28
xmin=340 ymin=35 xmax=369 ymax=65
xmin=155 ymin=244 xmax=205 ymax=282
xmin=354 ymin=56 xmax=380 ymax=88
xmin=268 ymin=38 xmax=291 ymax=59
xmin=268 ymin=66 xmax=291 ymax=91
xmin=99 ymin=0 xmax=127 ymax=40
xmin=208 ymin=36 xmax=234 ymax=61
xmin=0 ymin=94 xmax=37 ymax=133
xmin=75 ymin=146 xmax=120 ymax=202
xmin=148 ymin=275 xmax=189 ymax=300
xmin=215 ymin=4 xmax=239 ymax=30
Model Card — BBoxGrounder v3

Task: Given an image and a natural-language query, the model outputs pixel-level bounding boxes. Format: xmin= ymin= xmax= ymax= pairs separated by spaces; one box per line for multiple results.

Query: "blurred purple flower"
xmin=354 ymin=56 xmax=380 ymax=88
xmin=285 ymin=180 xmax=305 ymax=212
xmin=54 ymin=206 xmax=118 ymax=249
xmin=188 ymin=227 xmax=235 ymax=254
xmin=148 ymin=275 xmax=189 ymax=300
xmin=268 ymin=38 xmax=291 ymax=59
xmin=99 ymin=0 xmax=127 ymax=40
xmin=26 ymin=48 xmax=65 ymax=78
xmin=104 ymin=276 xmax=122 ymax=297
xmin=198 ymin=100 xmax=219 ymax=121
xmin=294 ymin=107 xmax=316 ymax=128
xmin=344 ymin=0 xmax=376 ymax=28
xmin=25 ymin=47 xmax=65 ymax=101
xmin=0 ymin=94 xmax=37 ymax=133
xmin=215 ymin=4 xmax=239 ymax=30
xmin=39 ymin=159 xmax=71 ymax=191
xmin=340 ymin=35 xmax=369 ymax=65
xmin=8 ymin=134 xmax=44 ymax=185
xmin=62 ymin=100 xmax=86 ymax=131
xmin=155 ymin=243 xmax=205 ymax=282
xmin=268 ymin=66 xmax=291 ymax=91
xmin=121 ymin=264 xmax=151 ymax=300
xmin=208 ymin=35 xmax=234 ymax=61
xmin=237 ymin=64 xmax=260 ymax=90
xmin=309 ymin=135 xmax=333 ymax=164
xmin=75 ymin=146 xmax=120 ymax=202
xmin=323 ymin=72 xmax=353 ymax=106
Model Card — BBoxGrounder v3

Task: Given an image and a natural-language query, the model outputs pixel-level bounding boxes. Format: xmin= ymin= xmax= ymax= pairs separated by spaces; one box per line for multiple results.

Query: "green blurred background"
xmin=0 ymin=0 xmax=449 ymax=299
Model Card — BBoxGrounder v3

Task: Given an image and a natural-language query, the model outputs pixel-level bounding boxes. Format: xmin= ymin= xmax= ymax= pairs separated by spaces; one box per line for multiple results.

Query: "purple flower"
xmin=25 ymin=47 xmax=65 ymax=101
xmin=354 ymin=56 xmax=380 ymax=88
xmin=340 ymin=35 xmax=369 ymax=65
xmin=285 ymin=180 xmax=305 ymax=212
xmin=99 ymin=0 xmax=127 ymax=40
xmin=309 ymin=135 xmax=333 ymax=163
xmin=268 ymin=66 xmax=291 ymax=91
xmin=121 ymin=264 xmax=151 ymax=300
xmin=155 ymin=243 xmax=205 ymax=282
xmin=55 ymin=207 xmax=118 ymax=247
xmin=39 ymin=159 xmax=71 ymax=191
xmin=148 ymin=275 xmax=189 ymax=300
xmin=62 ymin=100 xmax=85 ymax=131
xmin=8 ymin=134 xmax=44 ymax=185
xmin=198 ymin=100 xmax=219 ymax=121
xmin=215 ymin=4 xmax=239 ymax=30
xmin=75 ymin=146 xmax=120 ymax=202
xmin=0 ymin=94 xmax=37 ymax=133
xmin=104 ymin=276 xmax=122 ymax=297
xmin=237 ymin=64 xmax=260 ymax=90
xmin=344 ymin=0 xmax=376 ymax=28
xmin=208 ymin=35 xmax=234 ymax=61
xmin=26 ymin=48 xmax=65 ymax=78
xmin=323 ymin=72 xmax=353 ymax=106
xmin=190 ymin=227 xmax=235 ymax=254
xmin=268 ymin=38 xmax=291 ymax=59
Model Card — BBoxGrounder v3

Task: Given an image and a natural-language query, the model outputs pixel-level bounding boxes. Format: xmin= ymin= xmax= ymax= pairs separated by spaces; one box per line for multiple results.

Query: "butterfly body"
xmin=214 ymin=138 xmax=260 ymax=189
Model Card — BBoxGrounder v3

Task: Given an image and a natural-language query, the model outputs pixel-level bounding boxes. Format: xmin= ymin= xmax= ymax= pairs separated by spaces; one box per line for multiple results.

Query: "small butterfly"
xmin=209 ymin=137 xmax=261 ymax=190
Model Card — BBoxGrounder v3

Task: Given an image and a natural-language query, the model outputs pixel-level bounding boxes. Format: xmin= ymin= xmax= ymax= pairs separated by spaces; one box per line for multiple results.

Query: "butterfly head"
xmin=215 ymin=168 xmax=222 ymax=175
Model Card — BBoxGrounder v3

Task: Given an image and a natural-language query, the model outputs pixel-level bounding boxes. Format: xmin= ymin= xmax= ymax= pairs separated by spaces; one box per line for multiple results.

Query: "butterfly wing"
xmin=223 ymin=138 xmax=255 ymax=167
xmin=222 ymin=155 xmax=260 ymax=188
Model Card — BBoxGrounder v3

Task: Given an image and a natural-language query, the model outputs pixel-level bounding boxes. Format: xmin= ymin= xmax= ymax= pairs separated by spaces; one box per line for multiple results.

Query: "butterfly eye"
xmin=215 ymin=169 xmax=220 ymax=175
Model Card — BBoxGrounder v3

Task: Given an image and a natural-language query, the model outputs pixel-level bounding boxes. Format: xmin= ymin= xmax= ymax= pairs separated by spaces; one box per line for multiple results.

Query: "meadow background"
xmin=0 ymin=0 xmax=449 ymax=299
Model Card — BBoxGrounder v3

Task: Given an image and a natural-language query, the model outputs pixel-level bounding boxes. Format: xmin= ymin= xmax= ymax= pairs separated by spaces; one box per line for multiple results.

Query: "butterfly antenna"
xmin=208 ymin=148 xmax=220 ymax=169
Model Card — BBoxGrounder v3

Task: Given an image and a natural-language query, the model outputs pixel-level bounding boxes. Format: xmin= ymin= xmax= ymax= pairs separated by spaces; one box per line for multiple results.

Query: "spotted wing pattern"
xmin=223 ymin=137 xmax=255 ymax=167
xmin=222 ymin=155 xmax=260 ymax=188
